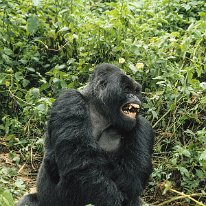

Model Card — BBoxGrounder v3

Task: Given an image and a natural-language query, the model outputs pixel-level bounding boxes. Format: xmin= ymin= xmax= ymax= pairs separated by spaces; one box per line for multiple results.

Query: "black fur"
xmin=17 ymin=193 xmax=38 ymax=206
xmin=17 ymin=63 xmax=154 ymax=206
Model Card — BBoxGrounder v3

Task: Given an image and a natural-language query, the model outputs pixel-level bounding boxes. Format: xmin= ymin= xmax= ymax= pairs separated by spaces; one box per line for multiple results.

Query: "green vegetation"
xmin=0 ymin=0 xmax=205 ymax=205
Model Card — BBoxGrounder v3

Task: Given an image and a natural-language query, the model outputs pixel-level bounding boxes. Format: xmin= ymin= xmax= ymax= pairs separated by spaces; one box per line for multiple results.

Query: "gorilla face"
xmin=90 ymin=63 xmax=142 ymax=131
xmin=119 ymin=75 xmax=142 ymax=120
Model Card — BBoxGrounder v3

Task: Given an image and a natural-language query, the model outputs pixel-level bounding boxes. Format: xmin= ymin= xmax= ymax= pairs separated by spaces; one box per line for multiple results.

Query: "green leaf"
xmin=182 ymin=149 xmax=191 ymax=157
xmin=36 ymin=103 xmax=46 ymax=112
xmin=0 ymin=190 xmax=14 ymax=206
xmin=15 ymin=72 xmax=24 ymax=81
xmin=151 ymin=111 xmax=158 ymax=119
xmin=199 ymin=150 xmax=206 ymax=161
xmin=177 ymin=166 xmax=190 ymax=177
xmin=162 ymin=181 xmax=172 ymax=195
xmin=32 ymin=0 xmax=40 ymax=6
xmin=27 ymin=15 xmax=39 ymax=34
xmin=26 ymin=67 xmax=35 ymax=72
xmin=196 ymin=169 xmax=204 ymax=179
xmin=53 ymin=78 xmax=59 ymax=83
xmin=15 ymin=179 xmax=25 ymax=188
xmin=30 ymin=88 xmax=40 ymax=98
xmin=2 ymin=54 xmax=12 ymax=64
xmin=0 ymin=74 xmax=5 ymax=84
xmin=23 ymin=79 xmax=30 ymax=87
xmin=128 ymin=63 xmax=137 ymax=74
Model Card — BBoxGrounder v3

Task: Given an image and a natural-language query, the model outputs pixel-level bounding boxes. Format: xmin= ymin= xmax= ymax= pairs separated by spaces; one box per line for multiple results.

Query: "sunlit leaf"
xmin=32 ymin=0 xmax=40 ymax=6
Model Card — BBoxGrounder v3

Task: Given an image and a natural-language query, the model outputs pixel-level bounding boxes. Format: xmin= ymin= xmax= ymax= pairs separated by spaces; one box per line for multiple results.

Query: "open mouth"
xmin=121 ymin=103 xmax=140 ymax=119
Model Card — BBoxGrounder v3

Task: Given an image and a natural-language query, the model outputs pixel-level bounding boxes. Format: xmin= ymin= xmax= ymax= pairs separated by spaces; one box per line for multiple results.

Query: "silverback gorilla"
xmin=17 ymin=63 xmax=154 ymax=206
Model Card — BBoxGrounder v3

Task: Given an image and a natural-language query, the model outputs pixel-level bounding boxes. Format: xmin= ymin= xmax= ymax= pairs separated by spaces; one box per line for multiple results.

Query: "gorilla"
xmin=17 ymin=63 xmax=154 ymax=206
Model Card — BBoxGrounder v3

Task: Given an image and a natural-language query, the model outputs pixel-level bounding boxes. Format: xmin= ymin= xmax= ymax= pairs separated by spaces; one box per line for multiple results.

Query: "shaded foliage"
xmin=0 ymin=0 xmax=206 ymax=205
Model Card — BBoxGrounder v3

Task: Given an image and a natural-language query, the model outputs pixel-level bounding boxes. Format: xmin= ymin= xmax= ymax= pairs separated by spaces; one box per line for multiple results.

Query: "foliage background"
xmin=0 ymin=0 xmax=206 ymax=205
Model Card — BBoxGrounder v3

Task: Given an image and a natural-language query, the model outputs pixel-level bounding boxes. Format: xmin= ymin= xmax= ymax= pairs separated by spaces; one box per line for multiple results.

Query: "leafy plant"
xmin=0 ymin=0 xmax=206 ymax=205
xmin=0 ymin=189 xmax=14 ymax=206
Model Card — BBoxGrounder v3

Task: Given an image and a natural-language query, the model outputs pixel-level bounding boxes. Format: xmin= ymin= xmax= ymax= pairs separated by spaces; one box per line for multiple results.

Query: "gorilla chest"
xmin=90 ymin=106 xmax=123 ymax=152
xmin=97 ymin=127 xmax=123 ymax=152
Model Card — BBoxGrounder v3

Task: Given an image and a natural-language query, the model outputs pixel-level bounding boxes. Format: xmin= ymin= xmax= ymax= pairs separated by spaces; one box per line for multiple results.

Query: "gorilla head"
xmin=83 ymin=63 xmax=142 ymax=131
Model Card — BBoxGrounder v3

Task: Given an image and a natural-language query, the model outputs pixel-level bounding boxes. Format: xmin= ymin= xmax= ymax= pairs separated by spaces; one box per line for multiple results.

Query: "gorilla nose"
xmin=127 ymin=94 xmax=141 ymax=106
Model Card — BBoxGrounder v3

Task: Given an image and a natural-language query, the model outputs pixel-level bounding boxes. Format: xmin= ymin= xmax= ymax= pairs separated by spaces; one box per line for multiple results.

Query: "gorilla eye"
xmin=135 ymin=88 xmax=140 ymax=93
xmin=124 ymin=85 xmax=132 ymax=92
xmin=99 ymin=80 xmax=107 ymax=89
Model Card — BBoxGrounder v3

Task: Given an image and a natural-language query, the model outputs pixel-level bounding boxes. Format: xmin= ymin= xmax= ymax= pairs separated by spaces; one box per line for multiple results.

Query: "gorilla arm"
xmin=55 ymin=140 xmax=123 ymax=206
xmin=47 ymin=90 xmax=124 ymax=206
xmin=112 ymin=116 xmax=154 ymax=203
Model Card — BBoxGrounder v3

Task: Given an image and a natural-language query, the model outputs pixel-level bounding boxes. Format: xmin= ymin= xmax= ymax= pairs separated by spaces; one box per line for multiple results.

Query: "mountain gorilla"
xmin=17 ymin=63 xmax=154 ymax=206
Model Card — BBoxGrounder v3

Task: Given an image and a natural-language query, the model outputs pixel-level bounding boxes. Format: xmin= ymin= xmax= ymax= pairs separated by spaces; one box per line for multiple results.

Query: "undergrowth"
xmin=0 ymin=0 xmax=206 ymax=205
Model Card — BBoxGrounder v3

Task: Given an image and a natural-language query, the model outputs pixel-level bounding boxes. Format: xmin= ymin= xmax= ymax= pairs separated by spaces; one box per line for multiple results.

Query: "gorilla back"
xmin=17 ymin=63 xmax=154 ymax=206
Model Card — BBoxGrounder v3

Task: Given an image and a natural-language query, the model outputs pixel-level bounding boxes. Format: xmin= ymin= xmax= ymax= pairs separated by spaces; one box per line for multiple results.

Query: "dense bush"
xmin=0 ymin=0 xmax=205 ymax=205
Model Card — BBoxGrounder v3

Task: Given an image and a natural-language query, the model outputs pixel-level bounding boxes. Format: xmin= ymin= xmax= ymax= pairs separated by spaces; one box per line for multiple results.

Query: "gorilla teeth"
xmin=122 ymin=103 xmax=140 ymax=119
